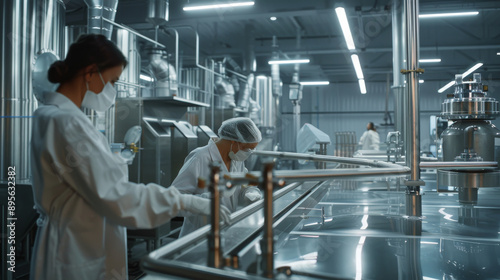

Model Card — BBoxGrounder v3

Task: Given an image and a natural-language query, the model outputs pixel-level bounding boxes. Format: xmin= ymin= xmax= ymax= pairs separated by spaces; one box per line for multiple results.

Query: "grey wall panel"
xmin=278 ymin=78 xmax=500 ymax=154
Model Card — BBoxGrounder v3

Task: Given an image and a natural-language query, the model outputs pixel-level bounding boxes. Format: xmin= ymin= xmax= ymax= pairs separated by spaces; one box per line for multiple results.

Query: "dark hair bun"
xmin=48 ymin=60 xmax=68 ymax=83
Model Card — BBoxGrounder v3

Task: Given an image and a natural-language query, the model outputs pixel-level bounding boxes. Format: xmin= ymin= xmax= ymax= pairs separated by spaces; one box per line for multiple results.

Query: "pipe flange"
xmin=441 ymin=97 xmax=499 ymax=120
xmin=437 ymin=169 xmax=500 ymax=189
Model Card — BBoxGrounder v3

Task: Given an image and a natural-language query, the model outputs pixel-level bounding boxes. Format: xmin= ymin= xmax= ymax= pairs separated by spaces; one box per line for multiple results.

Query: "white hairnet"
xmin=218 ymin=117 xmax=262 ymax=143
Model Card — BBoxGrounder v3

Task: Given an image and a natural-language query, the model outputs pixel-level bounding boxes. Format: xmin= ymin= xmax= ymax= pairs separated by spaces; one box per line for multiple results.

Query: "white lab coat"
xmin=30 ymin=92 xmax=185 ymax=280
xmin=359 ymin=130 xmax=380 ymax=150
xmin=172 ymin=139 xmax=250 ymax=237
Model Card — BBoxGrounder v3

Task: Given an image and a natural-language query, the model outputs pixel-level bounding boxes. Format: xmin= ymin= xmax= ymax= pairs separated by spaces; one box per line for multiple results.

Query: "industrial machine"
xmin=140 ymin=153 xmax=500 ymax=280
xmin=438 ymin=73 xmax=500 ymax=200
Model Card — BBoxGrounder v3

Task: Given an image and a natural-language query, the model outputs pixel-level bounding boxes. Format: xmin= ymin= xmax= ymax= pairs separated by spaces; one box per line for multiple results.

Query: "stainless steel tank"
xmin=441 ymin=120 xmax=500 ymax=161
xmin=438 ymin=73 xmax=500 ymax=195
xmin=116 ymin=29 xmax=140 ymax=98
xmin=1 ymin=0 xmax=65 ymax=182
xmin=440 ymin=74 xmax=500 ymax=162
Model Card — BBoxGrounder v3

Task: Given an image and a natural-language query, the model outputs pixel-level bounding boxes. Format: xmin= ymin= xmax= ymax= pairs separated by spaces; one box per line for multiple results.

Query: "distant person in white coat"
xmin=30 ymin=34 xmax=230 ymax=280
xmin=172 ymin=117 xmax=262 ymax=237
xmin=359 ymin=122 xmax=380 ymax=150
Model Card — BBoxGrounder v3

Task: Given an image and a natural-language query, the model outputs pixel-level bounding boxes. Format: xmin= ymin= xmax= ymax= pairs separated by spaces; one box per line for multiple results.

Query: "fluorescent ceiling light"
xmin=419 ymin=11 xmax=479 ymax=18
xmin=497 ymin=52 xmax=500 ymax=55
xmin=300 ymin=81 xmax=330 ymax=86
xmin=419 ymin=79 xmax=424 ymax=83
xmin=335 ymin=7 xmax=356 ymax=50
xmin=351 ymin=54 xmax=364 ymax=79
xmin=462 ymin=63 xmax=483 ymax=78
xmin=438 ymin=62 xmax=483 ymax=93
xmin=419 ymin=59 xmax=441 ymax=63
xmin=140 ymin=74 xmax=154 ymax=82
xmin=359 ymin=79 xmax=367 ymax=94
xmin=268 ymin=59 xmax=310 ymax=65
xmin=270 ymin=16 xmax=277 ymax=21
xmin=438 ymin=81 xmax=455 ymax=93
xmin=184 ymin=1 xmax=254 ymax=11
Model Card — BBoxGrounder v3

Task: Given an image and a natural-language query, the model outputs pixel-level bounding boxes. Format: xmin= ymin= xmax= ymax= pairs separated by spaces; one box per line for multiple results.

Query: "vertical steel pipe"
xmin=260 ymin=162 xmax=275 ymax=278
xmin=404 ymin=0 xmax=424 ymax=225
xmin=208 ymin=163 xmax=222 ymax=268
xmin=392 ymin=0 xmax=407 ymax=141
xmin=405 ymin=0 xmax=421 ymax=181
xmin=84 ymin=0 xmax=118 ymax=39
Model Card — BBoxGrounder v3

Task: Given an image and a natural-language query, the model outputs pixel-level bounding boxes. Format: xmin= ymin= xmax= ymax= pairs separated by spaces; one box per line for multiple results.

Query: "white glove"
xmin=222 ymin=185 xmax=238 ymax=198
xmin=244 ymin=187 xmax=262 ymax=203
xmin=180 ymin=194 xmax=232 ymax=225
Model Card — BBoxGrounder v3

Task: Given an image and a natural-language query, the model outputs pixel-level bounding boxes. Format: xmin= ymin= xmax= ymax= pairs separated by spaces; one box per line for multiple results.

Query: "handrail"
xmin=100 ymin=17 xmax=165 ymax=48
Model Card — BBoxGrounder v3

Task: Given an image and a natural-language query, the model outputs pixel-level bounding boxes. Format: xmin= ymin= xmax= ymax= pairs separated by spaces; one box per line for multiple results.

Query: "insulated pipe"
xmin=84 ymin=0 xmax=118 ymax=39
xmin=271 ymin=36 xmax=281 ymax=97
xmin=392 ymin=0 xmax=406 ymax=145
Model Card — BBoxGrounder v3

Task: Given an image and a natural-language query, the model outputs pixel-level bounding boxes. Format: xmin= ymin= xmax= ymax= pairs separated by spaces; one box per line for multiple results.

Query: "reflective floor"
xmin=153 ymin=177 xmax=500 ymax=280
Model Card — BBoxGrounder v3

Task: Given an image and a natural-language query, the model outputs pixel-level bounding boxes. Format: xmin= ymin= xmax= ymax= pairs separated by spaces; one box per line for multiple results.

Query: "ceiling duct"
xmin=84 ymin=0 xmax=118 ymax=39
xmin=147 ymin=0 xmax=169 ymax=26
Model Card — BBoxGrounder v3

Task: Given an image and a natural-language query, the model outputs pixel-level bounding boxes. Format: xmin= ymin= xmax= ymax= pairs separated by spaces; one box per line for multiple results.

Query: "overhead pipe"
xmin=167 ymin=25 xmax=226 ymax=78
xmin=84 ymin=0 xmax=118 ymax=39
xmin=392 ymin=0 xmax=407 ymax=141
xmin=403 ymin=0 xmax=424 ymax=238
xmin=160 ymin=27 xmax=179 ymax=77
xmin=290 ymin=18 xmax=302 ymax=153
xmin=101 ymin=17 xmax=165 ymax=47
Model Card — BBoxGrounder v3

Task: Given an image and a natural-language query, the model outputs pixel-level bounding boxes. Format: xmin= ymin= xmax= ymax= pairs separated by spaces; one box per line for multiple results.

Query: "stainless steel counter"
xmin=141 ymin=176 xmax=500 ymax=280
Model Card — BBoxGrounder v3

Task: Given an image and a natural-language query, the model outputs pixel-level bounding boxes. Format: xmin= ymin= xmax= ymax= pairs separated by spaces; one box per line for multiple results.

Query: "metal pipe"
xmin=404 ymin=0 xmax=421 ymax=182
xmin=253 ymin=150 xmax=404 ymax=168
xmin=223 ymin=166 xmax=410 ymax=186
xmin=392 ymin=0 xmax=406 ymax=143
xmin=100 ymin=17 xmax=165 ymax=47
xmin=84 ymin=0 xmax=118 ymax=39
xmin=162 ymin=27 xmax=179 ymax=76
xmin=1 ymin=0 xmax=65 ymax=182
xmin=464 ymin=125 xmax=478 ymax=153
xmin=226 ymin=68 xmax=247 ymax=79
xmin=167 ymin=25 xmax=227 ymax=78
xmin=208 ymin=163 xmax=222 ymax=268
xmin=260 ymin=163 xmax=275 ymax=278
xmin=403 ymin=0 xmax=423 ymax=233
xmin=419 ymin=161 xmax=497 ymax=170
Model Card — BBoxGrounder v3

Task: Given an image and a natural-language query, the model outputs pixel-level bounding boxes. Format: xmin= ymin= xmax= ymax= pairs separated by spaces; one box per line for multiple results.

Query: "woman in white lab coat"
xmin=172 ymin=117 xmax=262 ymax=237
xmin=30 ymin=34 xmax=230 ymax=280
xmin=359 ymin=122 xmax=380 ymax=150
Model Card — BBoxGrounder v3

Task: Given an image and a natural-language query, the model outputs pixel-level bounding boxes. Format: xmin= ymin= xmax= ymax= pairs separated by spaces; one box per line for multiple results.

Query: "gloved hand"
xmin=243 ymin=187 xmax=262 ymax=203
xmin=222 ymin=185 xmax=238 ymax=198
xmin=180 ymin=194 xmax=232 ymax=225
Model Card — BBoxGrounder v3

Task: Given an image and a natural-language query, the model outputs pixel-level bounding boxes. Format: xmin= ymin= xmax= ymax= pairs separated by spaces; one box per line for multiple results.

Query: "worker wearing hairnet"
xmin=30 ymin=34 xmax=230 ymax=280
xmin=172 ymin=117 xmax=263 ymax=237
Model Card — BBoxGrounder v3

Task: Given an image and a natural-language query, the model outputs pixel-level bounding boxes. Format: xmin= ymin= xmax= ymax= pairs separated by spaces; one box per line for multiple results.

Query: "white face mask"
xmin=228 ymin=143 xmax=254 ymax=162
xmin=81 ymin=71 xmax=116 ymax=112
